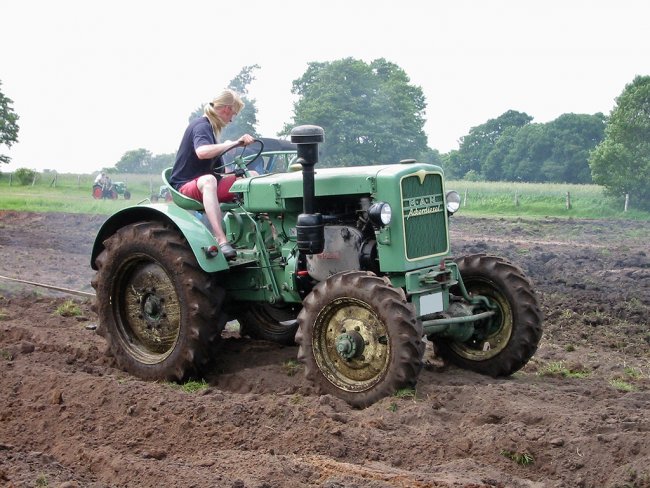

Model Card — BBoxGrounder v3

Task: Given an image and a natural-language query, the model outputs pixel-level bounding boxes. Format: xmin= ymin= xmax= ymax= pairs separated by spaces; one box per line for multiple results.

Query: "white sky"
xmin=2 ymin=0 xmax=648 ymax=174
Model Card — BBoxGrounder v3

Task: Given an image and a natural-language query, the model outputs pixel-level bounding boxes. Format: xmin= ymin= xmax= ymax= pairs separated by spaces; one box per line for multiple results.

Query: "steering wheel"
xmin=210 ymin=139 xmax=265 ymax=177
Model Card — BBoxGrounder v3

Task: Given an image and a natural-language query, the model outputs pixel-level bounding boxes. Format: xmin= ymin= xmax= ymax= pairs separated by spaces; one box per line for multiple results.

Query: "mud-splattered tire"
xmin=296 ymin=271 xmax=424 ymax=408
xmin=91 ymin=221 xmax=226 ymax=382
xmin=238 ymin=303 xmax=300 ymax=345
xmin=433 ymin=254 xmax=543 ymax=377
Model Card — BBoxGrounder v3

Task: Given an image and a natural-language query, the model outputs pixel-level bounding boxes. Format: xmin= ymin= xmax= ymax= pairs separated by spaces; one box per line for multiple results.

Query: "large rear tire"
xmin=238 ymin=303 xmax=300 ymax=345
xmin=432 ymin=254 xmax=543 ymax=376
xmin=91 ymin=221 xmax=226 ymax=381
xmin=296 ymin=271 xmax=424 ymax=408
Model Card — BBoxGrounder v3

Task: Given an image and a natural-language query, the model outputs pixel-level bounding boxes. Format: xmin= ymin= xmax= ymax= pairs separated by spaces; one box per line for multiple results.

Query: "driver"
xmin=169 ymin=89 xmax=255 ymax=260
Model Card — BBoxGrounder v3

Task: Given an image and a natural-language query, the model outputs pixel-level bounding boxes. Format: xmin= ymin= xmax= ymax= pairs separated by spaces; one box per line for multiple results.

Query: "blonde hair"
xmin=203 ymin=89 xmax=245 ymax=137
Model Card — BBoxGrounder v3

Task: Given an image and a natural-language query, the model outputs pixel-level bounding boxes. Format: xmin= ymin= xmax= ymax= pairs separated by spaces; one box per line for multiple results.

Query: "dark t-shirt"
xmin=169 ymin=116 xmax=224 ymax=190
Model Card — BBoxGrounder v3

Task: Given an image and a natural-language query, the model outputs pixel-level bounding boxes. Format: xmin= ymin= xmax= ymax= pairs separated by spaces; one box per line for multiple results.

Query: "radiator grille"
xmin=401 ymin=173 xmax=448 ymax=260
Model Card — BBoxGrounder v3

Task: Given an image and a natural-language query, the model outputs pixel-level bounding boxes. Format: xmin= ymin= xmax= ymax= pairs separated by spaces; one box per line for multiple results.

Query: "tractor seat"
xmin=162 ymin=168 xmax=205 ymax=211
xmin=161 ymin=168 xmax=241 ymax=212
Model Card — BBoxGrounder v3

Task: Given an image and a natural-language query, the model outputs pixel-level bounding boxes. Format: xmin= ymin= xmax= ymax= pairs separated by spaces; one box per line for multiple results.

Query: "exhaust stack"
xmin=290 ymin=125 xmax=324 ymax=255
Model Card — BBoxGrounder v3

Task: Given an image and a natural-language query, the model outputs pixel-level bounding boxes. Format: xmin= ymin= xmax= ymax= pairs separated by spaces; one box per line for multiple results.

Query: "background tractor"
xmin=91 ymin=126 xmax=543 ymax=408
xmin=92 ymin=181 xmax=131 ymax=200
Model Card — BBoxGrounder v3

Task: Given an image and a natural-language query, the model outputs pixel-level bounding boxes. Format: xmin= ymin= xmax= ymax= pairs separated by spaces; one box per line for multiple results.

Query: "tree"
xmin=543 ymin=113 xmax=606 ymax=183
xmin=221 ymin=64 xmax=260 ymax=141
xmin=453 ymin=110 xmax=533 ymax=178
xmin=188 ymin=65 xmax=260 ymax=141
xmin=590 ymin=75 xmax=650 ymax=210
xmin=115 ymin=148 xmax=153 ymax=173
xmin=150 ymin=153 xmax=175 ymax=173
xmin=479 ymin=112 xmax=605 ymax=183
xmin=283 ymin=57 xmax=432 ymax=167
xmin=0 ymin=80 xmax=20 ymax=165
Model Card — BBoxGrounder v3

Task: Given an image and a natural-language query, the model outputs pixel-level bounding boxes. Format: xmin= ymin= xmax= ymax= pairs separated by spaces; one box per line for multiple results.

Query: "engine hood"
xmin=230 ymin=162 xmax=443 ymax=213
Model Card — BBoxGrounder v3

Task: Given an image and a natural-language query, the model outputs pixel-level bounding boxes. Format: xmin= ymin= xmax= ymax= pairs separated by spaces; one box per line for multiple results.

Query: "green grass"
xmin=54 ymin=300 xmax=82 ymax=317
xmin=500 ymin=449 xmax=535 ymax=466
xmin=0 ymin=171 xmax=161 ymax=214
xmin=282 ymin=359 xmax=302 ymax=377
xmin=450 ymin=180 xmax=650 ymax=220
xmin=169 ymin=379 xmax=209 ymax=393
xmin=537 ymin=361 xmax=590 ymax=379
xmin=610 ymin=379 xmax=638 ymax=392
xmin=1 ymin=171 xmax=648 ymax=220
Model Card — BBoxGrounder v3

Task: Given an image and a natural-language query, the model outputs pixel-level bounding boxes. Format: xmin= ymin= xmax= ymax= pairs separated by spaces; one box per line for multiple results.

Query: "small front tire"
xmin=432 ymin=254 xmax=543 ymax=377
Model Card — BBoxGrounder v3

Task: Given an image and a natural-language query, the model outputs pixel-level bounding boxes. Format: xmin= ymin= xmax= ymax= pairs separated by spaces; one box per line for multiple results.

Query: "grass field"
xmin=1 ymin=170 xmax=648 ymax=220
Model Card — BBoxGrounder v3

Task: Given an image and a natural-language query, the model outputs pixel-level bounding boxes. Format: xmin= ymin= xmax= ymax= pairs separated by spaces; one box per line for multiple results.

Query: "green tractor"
xmin=92 ymin=181 xmax=131 ymax=200
xmin=91 ymin=126 xmax=542 ymax=408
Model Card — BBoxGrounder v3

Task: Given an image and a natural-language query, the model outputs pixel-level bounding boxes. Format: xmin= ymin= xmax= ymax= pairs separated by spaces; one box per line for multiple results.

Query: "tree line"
xmin=1 ymin=65 xmax=648 ymax=209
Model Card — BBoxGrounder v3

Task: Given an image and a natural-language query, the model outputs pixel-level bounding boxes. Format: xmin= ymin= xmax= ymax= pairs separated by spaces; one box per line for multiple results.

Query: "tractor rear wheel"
xmin=238 ymin=303 xmax=300 ymax=345
xmin=91 ymin=221 xmax=226 ymax=381
xmin=432 ymin=254 xmax=543 ymax=376
xmin=296 ymin=271 xmax=424 ymax=408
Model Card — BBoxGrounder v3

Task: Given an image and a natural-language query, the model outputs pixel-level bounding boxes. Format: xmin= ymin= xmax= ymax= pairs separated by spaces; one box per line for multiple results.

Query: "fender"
xmin=90 ymin=203 xmax=230 ymax=272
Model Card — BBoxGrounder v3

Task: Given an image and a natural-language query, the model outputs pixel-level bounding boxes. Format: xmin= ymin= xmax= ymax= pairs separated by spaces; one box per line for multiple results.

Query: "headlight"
xmin=368 ymin=202 xmax=392 ymax=226
xmin=446 ymin=190 xmax=461 ymax=214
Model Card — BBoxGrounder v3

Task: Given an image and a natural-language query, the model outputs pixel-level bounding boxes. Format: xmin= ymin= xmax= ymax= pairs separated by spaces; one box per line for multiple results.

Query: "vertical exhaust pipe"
xmin=290 ymin=125 xmax=324 ymax=255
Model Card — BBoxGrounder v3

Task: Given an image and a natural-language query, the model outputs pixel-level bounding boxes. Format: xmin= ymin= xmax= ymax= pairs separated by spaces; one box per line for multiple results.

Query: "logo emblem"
xmin=403 ymin=194 xmax=444 ymax=220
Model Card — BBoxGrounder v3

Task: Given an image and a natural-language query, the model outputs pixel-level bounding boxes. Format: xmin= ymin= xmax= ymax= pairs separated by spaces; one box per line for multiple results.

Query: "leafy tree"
xmin=115 ymin=148 xmax=153 ymax=173
xmin=188 ymin=65 xmax=260 ymax=141
xmin=221 ymin=64 xmax=260 ymax=141
xmin=0 ymin=80 xmax=20 ymax=164
xmin=590 ymin=75 xmax=650 ymax=210
xmin=14 ymin=167 xmax=36 ymax=185
xmin=283 ymin=57 xmax=431 ymax=167
xmin=479 ymin=113 xmax=605 ymax=183
xmin=453 ymin=110 xmax=533 ymax=178
xmin=543 ymin=113 xmax=606 ymax=183
xmin=150 ymin=152 xmax=175 ymax=173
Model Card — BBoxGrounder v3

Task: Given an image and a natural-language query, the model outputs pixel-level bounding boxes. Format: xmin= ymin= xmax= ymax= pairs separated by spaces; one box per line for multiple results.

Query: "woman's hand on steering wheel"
xmin=210 ymin=137 xmax=264 ymax=175
xmin=237 ymin=134 xmax=255 ymax=146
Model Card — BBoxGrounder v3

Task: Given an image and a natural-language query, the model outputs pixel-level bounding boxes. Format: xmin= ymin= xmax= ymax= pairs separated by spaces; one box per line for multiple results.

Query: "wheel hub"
xmin=142 ymin=291 xmax=165 ymax=326
xmin=335 ymin=330 xmax=365 ymax=360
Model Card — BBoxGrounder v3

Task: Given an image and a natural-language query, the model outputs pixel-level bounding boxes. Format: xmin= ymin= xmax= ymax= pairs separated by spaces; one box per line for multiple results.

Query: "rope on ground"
xmin=0 ymin=274 xmax=96 ymax=298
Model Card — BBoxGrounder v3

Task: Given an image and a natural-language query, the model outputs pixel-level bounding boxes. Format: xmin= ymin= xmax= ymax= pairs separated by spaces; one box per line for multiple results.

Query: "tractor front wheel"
xmin=91 ymin=221 xmax=226 ymax=381
xmin=92 ymin=185 xmax=103 ymax=199
xmin=296 ymin=271 xmax=424 ymax=408
xmin=432 ymin=254 xmax=543 ymax=376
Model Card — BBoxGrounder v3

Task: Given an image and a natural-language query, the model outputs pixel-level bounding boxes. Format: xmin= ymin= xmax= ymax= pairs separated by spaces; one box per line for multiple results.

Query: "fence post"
xmin=9 ymin=173 xmax=12 ymax=186
xmin=565 ymin=191 xmax=572 ymax=210
xmin=463 ymin=188 xmax=468 ymax=207
xmin=624 ymin=193 xmax=629 ymax=212
xmin=514 ymin=191 xmax=520 ymax=207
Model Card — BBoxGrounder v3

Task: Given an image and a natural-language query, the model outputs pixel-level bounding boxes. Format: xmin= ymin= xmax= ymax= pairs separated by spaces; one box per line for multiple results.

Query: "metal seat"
xmin=161 ymin=168 xmax=204 ymax=211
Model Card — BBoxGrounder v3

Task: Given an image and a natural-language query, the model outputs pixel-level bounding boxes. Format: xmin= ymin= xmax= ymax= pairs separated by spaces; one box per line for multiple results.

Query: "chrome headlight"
xmin=446 ymin=190 xmax=461 ymax=214
xmin=368 ymin=202 xmax=392 ymax=226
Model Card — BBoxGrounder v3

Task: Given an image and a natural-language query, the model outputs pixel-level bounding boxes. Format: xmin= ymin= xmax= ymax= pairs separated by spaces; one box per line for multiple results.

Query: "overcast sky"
xmin=2 ymin=0 xmax=648 ymax=174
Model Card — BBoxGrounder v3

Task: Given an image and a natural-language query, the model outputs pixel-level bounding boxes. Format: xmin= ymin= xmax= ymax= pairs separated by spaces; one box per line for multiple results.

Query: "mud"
xmin=0 ymin=210 xmax=649 ymax=488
